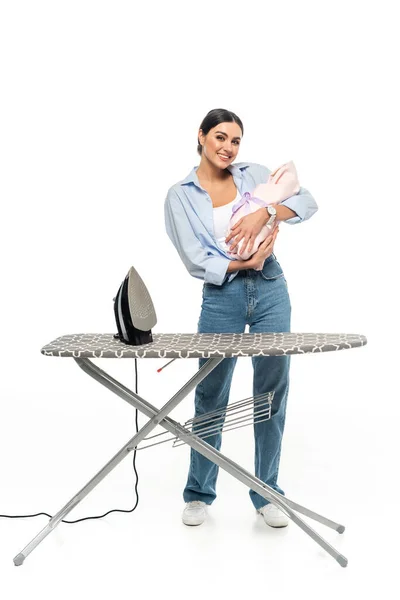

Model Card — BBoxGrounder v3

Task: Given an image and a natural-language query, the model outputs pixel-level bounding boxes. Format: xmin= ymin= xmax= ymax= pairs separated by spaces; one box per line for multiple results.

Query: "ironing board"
xmin=13 ymin=331 xmax=367 ymax=567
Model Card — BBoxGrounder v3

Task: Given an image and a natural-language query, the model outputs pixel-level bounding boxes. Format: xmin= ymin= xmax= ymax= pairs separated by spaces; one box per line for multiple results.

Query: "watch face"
xmin=268 ymin=205 xmax=277 ymax=216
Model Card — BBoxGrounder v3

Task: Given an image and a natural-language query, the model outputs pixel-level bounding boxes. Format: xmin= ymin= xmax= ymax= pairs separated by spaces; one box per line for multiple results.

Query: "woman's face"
xmin=199 ymin=121 xmax=242 ymax=168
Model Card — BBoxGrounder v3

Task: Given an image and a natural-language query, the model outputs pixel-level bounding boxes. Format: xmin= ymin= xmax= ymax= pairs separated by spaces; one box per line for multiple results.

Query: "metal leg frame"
xmin=13 ymin=357 xmax=348 ymax=568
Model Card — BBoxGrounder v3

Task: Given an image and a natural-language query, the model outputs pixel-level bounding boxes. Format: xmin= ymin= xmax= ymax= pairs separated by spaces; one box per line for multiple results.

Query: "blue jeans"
xmin=183 ymin=254 xmax=291 ymax=510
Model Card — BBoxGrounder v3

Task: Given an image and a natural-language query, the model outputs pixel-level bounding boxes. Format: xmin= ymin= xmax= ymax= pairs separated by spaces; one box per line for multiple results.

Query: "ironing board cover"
xmin=41 ymin=332 xmax=367 ymax=359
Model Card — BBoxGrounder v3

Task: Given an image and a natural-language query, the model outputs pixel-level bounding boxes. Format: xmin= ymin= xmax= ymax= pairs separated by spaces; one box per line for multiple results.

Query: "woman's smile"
xmin=217 ymin=153 xmax=231 ymax=162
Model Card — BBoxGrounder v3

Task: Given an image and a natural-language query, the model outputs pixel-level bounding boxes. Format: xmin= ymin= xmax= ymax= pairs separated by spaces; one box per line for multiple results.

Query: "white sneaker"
xmin=258 ymin=503 xmax=289 ymax=528
xmin=182 ymin=501 xmax=208 ymax=526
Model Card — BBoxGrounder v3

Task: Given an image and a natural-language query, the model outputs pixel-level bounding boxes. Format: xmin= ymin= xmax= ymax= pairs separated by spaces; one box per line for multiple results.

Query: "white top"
xmin=212 ymin=188 xmax=241 ymax=253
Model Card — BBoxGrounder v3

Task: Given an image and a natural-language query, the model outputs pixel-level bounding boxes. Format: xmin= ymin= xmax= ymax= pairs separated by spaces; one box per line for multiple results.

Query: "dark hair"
xmin=197 ymin=108 xmax=244 ymax=156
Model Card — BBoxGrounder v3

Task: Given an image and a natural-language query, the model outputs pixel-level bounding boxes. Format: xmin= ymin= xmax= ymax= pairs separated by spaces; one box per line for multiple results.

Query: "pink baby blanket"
xmin=226 ymin=161 xmax=300 ymax=265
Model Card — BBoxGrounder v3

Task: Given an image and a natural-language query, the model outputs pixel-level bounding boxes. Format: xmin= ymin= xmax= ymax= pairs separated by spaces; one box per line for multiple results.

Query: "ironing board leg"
xmin=74 ymin=358 xmax=349 ymax=568
xmin=14 ymin=357 xmax=348 ymax=568
xmin=13 ymin=356 xmax=224 ymax=566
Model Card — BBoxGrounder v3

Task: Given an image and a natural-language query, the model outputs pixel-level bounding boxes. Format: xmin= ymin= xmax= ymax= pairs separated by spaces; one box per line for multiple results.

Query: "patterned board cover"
xmin=41 ymin=332 xmax=367 ymax=359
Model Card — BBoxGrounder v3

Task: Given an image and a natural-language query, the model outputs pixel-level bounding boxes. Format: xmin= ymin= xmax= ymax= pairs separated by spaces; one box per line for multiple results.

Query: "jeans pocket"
xmin=202 ymin=282 xmax=219 ymax=301
xmin=203 ymin=282 xmax=216 ymax=293
xmin=259 ymin=255 xmax=285 ymax=281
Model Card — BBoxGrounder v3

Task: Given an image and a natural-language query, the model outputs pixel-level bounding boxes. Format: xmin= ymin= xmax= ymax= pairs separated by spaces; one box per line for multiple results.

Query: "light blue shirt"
xmin=164 ymin=161 xmax=318 ymax=286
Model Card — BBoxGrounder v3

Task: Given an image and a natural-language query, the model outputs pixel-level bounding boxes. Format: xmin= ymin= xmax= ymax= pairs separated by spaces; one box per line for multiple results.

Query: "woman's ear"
xmin=198 ymin=128 xmax=204 ymax=147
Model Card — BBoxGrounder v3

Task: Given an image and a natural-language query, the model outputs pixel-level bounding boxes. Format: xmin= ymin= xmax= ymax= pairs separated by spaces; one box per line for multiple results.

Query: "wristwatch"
xmin=265 ymin=205 xmax=277 ymax=229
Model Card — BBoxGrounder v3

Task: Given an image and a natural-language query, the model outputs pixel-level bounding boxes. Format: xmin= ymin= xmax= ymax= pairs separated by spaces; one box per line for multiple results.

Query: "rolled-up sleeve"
xmin=164 ymin=190 xmax=230 ymax=286
xmin=280 ymin=185 xmax=319 ymax=224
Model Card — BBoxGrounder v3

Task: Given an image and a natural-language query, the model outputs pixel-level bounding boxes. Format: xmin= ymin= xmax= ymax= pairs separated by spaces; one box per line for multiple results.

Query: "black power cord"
xmin=0 ymin=359 xmax=140 ymax=523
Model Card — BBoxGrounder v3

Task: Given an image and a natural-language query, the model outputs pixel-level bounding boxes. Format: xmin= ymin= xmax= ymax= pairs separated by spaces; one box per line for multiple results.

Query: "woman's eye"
xmin=217 ymin=135 xmax=240 ymax=145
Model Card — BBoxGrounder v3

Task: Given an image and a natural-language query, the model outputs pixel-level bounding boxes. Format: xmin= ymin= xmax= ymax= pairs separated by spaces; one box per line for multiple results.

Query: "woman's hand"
xmin=247 ymin=226 xmax=279 ymax=271
xmin=225 ymin=209 xmax=266 ymax=254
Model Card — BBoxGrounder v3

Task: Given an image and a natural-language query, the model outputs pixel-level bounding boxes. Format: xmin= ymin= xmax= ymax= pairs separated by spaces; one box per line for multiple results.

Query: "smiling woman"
xmin=164 ymin=107 xmax=318 ymax=528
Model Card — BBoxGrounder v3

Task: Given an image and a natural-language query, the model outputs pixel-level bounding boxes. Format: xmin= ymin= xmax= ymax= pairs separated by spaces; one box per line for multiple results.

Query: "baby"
xmin=226 ymin=161 xmax=300 ymax=262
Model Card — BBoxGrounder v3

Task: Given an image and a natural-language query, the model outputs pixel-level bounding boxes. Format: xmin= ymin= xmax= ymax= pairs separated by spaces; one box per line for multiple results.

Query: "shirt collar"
xmin=180 ymin=162 xmax=251 ymax=188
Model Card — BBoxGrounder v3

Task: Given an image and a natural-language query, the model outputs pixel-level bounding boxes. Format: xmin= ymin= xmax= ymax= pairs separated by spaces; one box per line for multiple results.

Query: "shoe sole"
xmin=182 ymin=517 xmax=205 ymax=526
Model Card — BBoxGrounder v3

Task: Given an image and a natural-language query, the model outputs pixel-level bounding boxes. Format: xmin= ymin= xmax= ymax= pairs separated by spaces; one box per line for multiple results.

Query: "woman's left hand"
xmin=225 ymin=209 xmax=266 ymax=254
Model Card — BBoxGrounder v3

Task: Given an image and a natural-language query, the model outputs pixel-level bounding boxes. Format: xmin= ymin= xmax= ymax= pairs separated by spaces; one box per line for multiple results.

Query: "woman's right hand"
xmin=247 ymin=226 xmax=279 ymax=271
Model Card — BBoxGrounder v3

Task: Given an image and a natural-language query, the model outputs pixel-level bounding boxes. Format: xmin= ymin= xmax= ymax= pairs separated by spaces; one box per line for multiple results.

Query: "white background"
xmin=1 ymin=0 xmax=399 ymax=597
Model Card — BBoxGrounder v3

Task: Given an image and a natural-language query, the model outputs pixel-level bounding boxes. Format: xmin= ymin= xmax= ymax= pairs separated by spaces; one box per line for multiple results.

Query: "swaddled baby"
xmin=226 ymin=161 xmax=300 ymax=262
